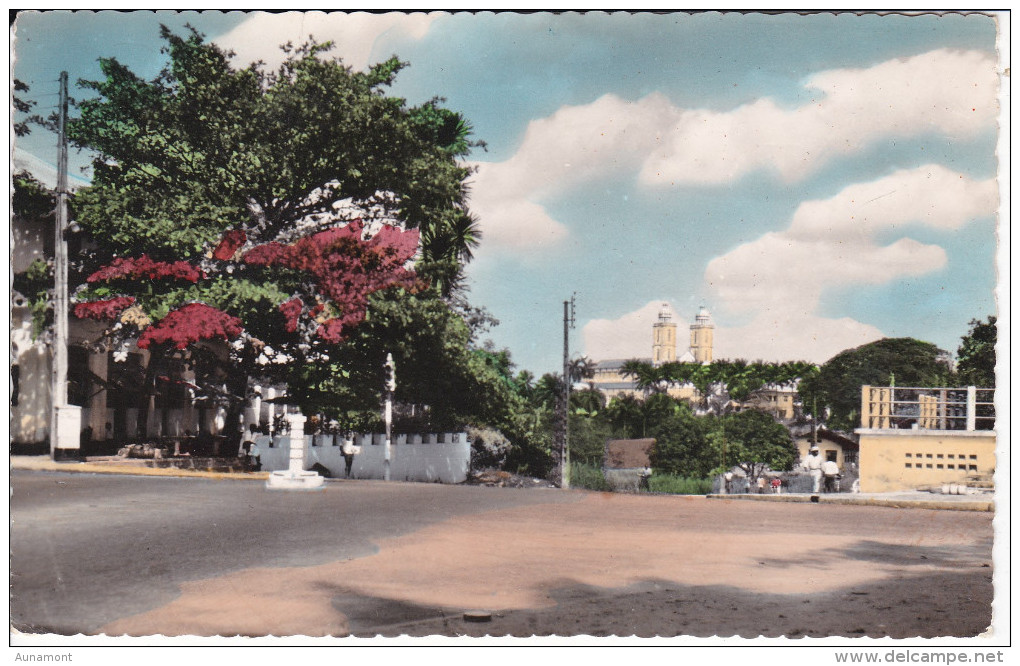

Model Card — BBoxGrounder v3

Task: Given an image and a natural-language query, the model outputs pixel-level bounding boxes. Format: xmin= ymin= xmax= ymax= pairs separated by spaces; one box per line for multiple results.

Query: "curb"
xmin=11 ymin=458 xmax=270 ymax=482
xmin=705 ymin=493 xmax=993 ymax=512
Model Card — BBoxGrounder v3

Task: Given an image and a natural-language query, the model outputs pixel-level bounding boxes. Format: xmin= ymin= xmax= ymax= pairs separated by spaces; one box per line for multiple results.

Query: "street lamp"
xmin=383 ymin=353 xmax=396 ymax=481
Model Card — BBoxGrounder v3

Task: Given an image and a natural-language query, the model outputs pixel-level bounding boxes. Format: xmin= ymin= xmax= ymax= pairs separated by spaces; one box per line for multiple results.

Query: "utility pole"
xmin=50 ymin=71 xmax=80 ymax=461
xmin=561 ymin=295 xmax=575 ymax=488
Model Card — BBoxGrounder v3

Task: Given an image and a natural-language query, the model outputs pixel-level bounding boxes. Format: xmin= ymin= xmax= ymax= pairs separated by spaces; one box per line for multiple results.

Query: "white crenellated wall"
xmin=255 ymin=432 xmax=471 ymax=484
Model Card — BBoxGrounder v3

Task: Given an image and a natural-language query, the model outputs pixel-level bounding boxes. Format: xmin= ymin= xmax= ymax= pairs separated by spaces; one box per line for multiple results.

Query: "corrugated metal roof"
xmin=604 ymin=438 xmax=655 ymax=469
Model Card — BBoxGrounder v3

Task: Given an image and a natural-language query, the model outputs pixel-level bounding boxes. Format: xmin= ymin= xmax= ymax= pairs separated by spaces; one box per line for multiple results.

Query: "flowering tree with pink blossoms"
xmin=66 ymin=27 xmax=490 ymax=433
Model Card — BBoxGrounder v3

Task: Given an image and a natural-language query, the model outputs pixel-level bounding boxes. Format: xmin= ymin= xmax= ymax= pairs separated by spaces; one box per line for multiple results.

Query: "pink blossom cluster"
xmin=211 ymin=229 xmax=247 ymax=261
xmin=87 ymin=255 xmax=203 ymax=283
xmin=246 ymin=219 xmax=421 ymax=343
xmin=137 ymin=303 xmax=243 ymax=350
xmin=73 ymin=296 xmax=136 ymax=321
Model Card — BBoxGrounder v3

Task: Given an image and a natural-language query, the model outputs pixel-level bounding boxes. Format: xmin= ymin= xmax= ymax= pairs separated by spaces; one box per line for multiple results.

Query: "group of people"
xmin=803 ymin=445 xmax=841 ymax=493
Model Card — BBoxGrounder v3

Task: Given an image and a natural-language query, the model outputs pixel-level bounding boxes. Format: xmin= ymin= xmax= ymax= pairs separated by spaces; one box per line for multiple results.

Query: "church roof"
xmin=590 ymin=381 xmax=640 ymax=390
xmin=594 ymin=358 xmax=651 ymax=371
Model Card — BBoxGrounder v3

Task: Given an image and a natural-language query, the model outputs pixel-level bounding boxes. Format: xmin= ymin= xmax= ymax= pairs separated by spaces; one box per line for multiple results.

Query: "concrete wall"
xmin=856 ymin=429 xmax=996 ymax=493
xmin=257 ymin=432 xmax=471 ymax=484
xmin=604 ymin=468 xmax=645 ymax=492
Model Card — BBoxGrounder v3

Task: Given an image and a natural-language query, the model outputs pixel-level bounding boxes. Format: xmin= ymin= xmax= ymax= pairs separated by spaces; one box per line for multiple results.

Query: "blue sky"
xmin=11 ymin=11 xmax=1004 ymax=376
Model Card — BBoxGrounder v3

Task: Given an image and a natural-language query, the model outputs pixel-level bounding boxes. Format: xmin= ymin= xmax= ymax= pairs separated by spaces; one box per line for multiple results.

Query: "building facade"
xmin=589 ymin=303 xmax=713 ymax=401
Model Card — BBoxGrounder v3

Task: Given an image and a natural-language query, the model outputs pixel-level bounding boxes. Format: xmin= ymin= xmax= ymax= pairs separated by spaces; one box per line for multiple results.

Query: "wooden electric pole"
xmin=561 ymin=295 xmax=575 ymax=488
xmin=50 ymin=71 xmax=79 ymax=460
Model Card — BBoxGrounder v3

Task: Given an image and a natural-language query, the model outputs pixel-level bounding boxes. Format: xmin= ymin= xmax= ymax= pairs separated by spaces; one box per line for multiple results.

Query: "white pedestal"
xmin=265 ymin=413 xmax=324 ymax=490
xmin=266 ymin=470 xmax=324 ymax=490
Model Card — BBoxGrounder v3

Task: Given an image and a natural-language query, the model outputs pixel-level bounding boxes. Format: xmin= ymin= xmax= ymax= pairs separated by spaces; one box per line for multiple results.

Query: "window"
xmin=905 ymin=463 xmax=912 ymax=468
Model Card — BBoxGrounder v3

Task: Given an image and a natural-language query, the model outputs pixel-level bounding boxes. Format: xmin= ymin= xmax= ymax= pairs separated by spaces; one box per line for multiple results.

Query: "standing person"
xmin=341 ymin=434 xmax=359 ymax=478
xmin=804 ymin=446 xmax=823 ymax=493
xmin=249 ymin=433 xmax=262 ymax=471
xmin=822 ymin=458 xmax=840 ymax=493
xmin=242 ymin=423 xmax=259 ymax=468
xmin=757 ymin=476 xmax=767 ymax=494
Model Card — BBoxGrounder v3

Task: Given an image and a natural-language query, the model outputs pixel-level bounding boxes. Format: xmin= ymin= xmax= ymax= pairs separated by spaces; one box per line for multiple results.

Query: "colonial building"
xmin=10 ymin=200 xmax=292 ymax=454
xmin=589 ymin=304 xmax=713 ymax=401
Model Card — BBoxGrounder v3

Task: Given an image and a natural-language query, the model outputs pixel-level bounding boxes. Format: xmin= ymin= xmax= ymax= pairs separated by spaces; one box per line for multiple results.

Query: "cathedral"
xmin=589 ymin=304 xmax=714 ymax=400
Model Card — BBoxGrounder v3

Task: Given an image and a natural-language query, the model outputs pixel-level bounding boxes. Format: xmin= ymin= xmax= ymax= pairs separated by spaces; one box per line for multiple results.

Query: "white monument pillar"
xmin=266 ymin=412 xmax=324 ymax=490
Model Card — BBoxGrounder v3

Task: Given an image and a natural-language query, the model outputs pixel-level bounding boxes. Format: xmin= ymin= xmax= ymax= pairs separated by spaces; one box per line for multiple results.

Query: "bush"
xmin=647 ymin=474 xmax=713 ymax=495
xmin=465 ymin=426 xmax=513 ymax=470
xmin=570 ymin=461 xmax=611 ymax=491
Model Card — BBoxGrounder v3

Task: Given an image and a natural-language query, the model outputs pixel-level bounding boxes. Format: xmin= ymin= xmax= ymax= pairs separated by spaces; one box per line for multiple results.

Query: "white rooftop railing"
xmin=860 ymin=386 xmax=995 ymax=432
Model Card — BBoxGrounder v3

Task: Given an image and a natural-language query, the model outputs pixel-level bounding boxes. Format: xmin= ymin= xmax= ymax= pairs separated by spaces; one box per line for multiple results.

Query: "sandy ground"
xmin=94 ymin=491 xmax=994 ymax=639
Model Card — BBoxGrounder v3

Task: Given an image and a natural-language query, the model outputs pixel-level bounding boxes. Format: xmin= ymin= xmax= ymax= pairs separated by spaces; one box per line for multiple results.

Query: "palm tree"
xmin=570 ymin=387 xmax=605 ymax=415
xmin=605 ymin=394 xmax=644 ymax=439
xmin=533 ymin=373 xmax=564 ymax=411
xmin=568 ymin=356 xmax=596 ymax=386
xmin=621 ymin=359 xmax=669 ymax=394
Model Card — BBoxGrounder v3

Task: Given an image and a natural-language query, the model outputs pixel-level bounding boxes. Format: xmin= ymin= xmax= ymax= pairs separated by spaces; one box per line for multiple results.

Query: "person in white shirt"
xmin=822 ymin=458 xmax=840 ymax=493
xmin=804 ymin=446 xmax=823 ymax=493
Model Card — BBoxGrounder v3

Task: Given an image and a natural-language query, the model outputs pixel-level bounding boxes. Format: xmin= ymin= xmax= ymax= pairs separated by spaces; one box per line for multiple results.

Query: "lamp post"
xmin=384 ymin=353 xmax=396 ymax=481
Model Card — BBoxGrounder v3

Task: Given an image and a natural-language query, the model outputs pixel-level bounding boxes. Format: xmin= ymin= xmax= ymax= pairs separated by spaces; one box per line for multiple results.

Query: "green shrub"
xmin=570 ymin=461 xmax=611 ymax=491
xmin=647 ymin=474 xmax=713 ymax=495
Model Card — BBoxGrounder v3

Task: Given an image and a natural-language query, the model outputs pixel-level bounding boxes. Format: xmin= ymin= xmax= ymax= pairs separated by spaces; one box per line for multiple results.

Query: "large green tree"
xmin=714 ymin=409 xmax=797 ymax=482
xmin=649 ymin=402 xmax=714 ymax=478
xmin=956 ymin=316 xmax=996 ymax=388
xmin=65 ymin=26 xmax=487 ymax=434
xmin=621 ymin=358 xmax=817 ymax=408
xmin=798 ymin=337 xmax=954 ymax=432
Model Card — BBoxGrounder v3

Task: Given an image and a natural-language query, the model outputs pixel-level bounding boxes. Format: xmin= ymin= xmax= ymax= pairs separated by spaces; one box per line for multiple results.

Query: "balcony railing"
xmin=860 ymin=386 xmax=995 ymax=432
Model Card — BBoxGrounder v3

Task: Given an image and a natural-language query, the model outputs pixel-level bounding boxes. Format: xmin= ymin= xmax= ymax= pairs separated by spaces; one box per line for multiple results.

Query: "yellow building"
xmin=690 ymin=305 xmax=714 ymax=363
xmin=855 ymin=385 xmax=995 ymax=493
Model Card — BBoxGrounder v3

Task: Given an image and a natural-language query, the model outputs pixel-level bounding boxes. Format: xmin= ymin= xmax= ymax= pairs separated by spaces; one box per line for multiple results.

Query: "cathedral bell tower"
xmin=690 ymin=305 xmax=714 ymax=364
xmin=652 ymin=303 xmax=677 ymax=366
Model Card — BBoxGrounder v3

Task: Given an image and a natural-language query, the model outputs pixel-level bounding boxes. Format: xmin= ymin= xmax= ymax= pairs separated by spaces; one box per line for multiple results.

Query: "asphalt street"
xmin=10 ymin=469 xmax=577 ymax=635
xmin=11 ymin=469 xmax=996 ymax=639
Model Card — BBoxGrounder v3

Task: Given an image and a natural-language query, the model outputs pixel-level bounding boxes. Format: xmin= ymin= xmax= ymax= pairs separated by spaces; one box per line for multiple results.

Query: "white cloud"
xmin=467 ymin=93 xmax=677 ymax=251
xmin=215 ymin=11 xmax=440 ymax=72
xmin=582 ymin=300 xmax=884 ymax=365
xmin=584 ymin=165 xmax=996 ymax=365
xmin=712 ymin=312 xmax=885 ymax=364
xmin=471 ymin=49 xmax=997 ymax=253
xmin=706 ymin=165 xmax=998 ymax=316
xmin=583 ymin=300 xmax=685 ymax=362
xmin=640 ymin=49 xmax=998 ymax=185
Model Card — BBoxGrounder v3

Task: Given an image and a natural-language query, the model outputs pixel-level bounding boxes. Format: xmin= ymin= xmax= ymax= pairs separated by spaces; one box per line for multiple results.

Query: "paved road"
xmin=11 ymin=469 xmax=995 ymax=639
xmin=10 ymin=469 xmax=576 ymax=635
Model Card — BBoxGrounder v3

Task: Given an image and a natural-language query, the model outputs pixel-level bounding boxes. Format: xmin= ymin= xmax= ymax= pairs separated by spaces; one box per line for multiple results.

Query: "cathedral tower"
xmin=652 ymin=303 xmax=677 ymax=365
xmin=690 ymin=305 xmax=714 ymax=363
